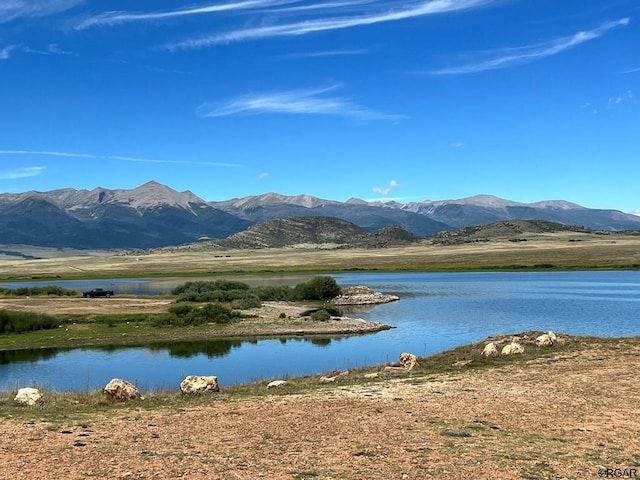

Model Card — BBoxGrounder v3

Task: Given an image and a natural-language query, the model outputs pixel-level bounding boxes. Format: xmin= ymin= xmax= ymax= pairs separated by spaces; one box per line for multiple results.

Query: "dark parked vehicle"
xmin=82 ymin=288 xmax=114 ymax=298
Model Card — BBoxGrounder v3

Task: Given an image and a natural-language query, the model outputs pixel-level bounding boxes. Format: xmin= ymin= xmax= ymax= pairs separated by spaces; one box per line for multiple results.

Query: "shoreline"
xmin=0 ymin=297 xmax=393 ymax=352
xmin=1 ymin=334 xmax=639 ymax=480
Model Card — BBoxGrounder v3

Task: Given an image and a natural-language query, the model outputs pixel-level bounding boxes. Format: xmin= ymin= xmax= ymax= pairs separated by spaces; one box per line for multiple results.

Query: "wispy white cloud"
xmin=451 ymin=141 xmax=464 ymax=148
xmin=608 ymin=89 xmax=633 ymax=107
xmin=269 ymin=0 xmax=376 ymax=13
xmin=0 ymin=44 xmax=19 ymax=60
xmin=0 ymin=0 xmax=83 ymax=24
xmin=197 ymin=84 xmax=405 ymax=120
xmin=257 ymin=172 xmax=270 ymax=180
xmin=165 ymin=0 xmax=494 ymax=50
xmin=431 ymin=18 xmax=630 ymax=75
xmin=372 ymin=179 xmax=399 ymax=195
xmin=23 ymin=43 xmax=73 ymax=56
xmin=74 ymin=0 xmax=297 ymax=30
xmin=0 ymin=166 xmax=46 ymax=180
xmin=0 ymin=150 xmax=241 ymax=167
xmin=620 ymin=66 xmax=640 ymax=74
xmin=277 ymin=48 xmax=367 ymax=59
xmin=47 ymin=43 xmax=71 ymax=55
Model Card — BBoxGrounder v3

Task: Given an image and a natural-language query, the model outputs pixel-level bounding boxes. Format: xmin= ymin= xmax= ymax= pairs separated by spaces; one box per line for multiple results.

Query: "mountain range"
xmin=1 ymin=181 xmax=639 ymax=250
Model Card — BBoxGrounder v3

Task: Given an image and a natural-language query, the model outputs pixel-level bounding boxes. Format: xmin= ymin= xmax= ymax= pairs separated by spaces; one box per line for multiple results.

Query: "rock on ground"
xmin=180 ymin=375 xmax=220 ymax=395
xmin=14 ymin=388 xmax=42 ymax=406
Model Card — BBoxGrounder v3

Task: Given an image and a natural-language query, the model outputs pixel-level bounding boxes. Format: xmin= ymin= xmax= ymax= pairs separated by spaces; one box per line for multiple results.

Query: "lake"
xmin=1 ymin=270 xmax=639 ymax=392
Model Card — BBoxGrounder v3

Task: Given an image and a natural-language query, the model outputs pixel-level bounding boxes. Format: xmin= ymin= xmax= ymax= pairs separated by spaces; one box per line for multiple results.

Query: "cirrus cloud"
xmin=197 ymin=84 xmax=405 ymax=121
xmin=431 ymin=18 xmax=630 ymax=75
xmin=0 ymin=166 xmax=46 ymax=180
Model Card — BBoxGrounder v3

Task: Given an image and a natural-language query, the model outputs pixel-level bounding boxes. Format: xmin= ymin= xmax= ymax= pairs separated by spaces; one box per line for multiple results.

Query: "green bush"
xmin=252 ymin=285 xmax=295 ymax=301
xmin=152 ymin=302 xmax=237 ymax=327
xmin=0 ymin=286 xmax=79 ymax=297
xmin=0 ymin=310 xmax=59 ymax=334
xmin=293 ymin=276 xmax=342 ymax=301
xmin=232 ymin=294 xmax=262 ymax=310
xmin=171 ymin=276 xmax=341 ymax=304
xmin=309 ymin=309 xmax=331 ymax=321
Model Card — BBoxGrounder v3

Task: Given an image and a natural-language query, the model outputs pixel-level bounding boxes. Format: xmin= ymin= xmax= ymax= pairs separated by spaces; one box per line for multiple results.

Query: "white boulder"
xmin=501 ymin=342 xmax=525 ymax=355
xmin=14 ymin=387 xmax=42 ymax=406
xmin=180 ymin=375 xmax=220 ymax=395
xmin=481 ymin=342 xmax=499 ymax=358
xmin=535 ymin=331 xmax=558 ymax=346
xmin=103 ymin=378 xmax=144 ymax=402
xmin=267 ymin=380 xmax=287 ymax=389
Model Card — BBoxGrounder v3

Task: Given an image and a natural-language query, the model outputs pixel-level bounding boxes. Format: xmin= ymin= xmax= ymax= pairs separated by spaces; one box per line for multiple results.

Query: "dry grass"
xmin=1 ymin=233 xmax=639 ymax=280
xmin=1 ymin=334 xmax=639 ymax=479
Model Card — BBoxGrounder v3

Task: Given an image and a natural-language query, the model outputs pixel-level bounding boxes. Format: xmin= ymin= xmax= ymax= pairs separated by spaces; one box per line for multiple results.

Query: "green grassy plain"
xmin=1 ymin=232 xmax=639 ymax=281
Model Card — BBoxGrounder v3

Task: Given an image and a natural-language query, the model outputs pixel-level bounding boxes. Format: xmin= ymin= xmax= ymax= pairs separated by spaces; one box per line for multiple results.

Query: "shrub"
xmin=195 ymin=303 xmax=234 ymax=324
xmin=152 ymin=302 xmax=237 ymax=326
xmin=252 ymin=285 xmax=295 ymax=302
xmin=0 ymin=310 xmax=59 ymax=334
xmin=310 ymin=309 xmax=331 ymax=321
xmin=294 ymin=276 xmax=342 ymax=301
xmin=232 ymin=294 xmax=262 ymax=310
xmin=0 ymin=286 xmax=79 ymax=297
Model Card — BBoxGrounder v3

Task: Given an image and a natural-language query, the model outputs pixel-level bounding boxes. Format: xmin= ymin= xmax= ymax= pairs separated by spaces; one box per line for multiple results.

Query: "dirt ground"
xmin=1 ymin=336 xmax=638 ymax=479
xmin=0 ymin=297 xmax=174 ymax=315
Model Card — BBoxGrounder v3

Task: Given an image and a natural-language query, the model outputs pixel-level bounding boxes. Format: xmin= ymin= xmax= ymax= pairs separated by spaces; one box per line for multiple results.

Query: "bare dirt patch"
xmin=1 ymin=336 xmax=638 ymax=479
xmin=0 ymin=297 xmax=173 ymax=315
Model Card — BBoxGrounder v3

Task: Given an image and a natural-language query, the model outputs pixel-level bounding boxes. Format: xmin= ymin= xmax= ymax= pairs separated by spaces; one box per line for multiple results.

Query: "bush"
xmin=171 ymin=276 xmax=341 ymax=304
xmin=294 ymin=276 xmax=342 ymax=301
xmin=0 ymin=310 xmax=59 ymax=334
xmin=232 ymin=294 xmax=262 ymax=310
xmin=310 ymin=309 xmax=331 ymax=321
xmin=252 ymin=285 xmax=295 ymax=302
xmin=174 ymin=280 xmax=257 ymax=303
xmin=152 ymin=302 xmax=237 ymax=327
xmin=0 ymin=286 xmax=79 ymax=297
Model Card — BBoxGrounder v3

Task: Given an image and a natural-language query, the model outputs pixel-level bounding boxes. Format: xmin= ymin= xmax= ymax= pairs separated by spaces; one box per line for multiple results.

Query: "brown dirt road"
xmin=1 ymin=336 xmax=638 ymax=479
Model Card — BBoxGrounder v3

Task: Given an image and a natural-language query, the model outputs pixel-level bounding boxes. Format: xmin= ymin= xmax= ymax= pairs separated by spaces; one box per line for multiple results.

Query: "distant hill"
xmin=431 ymin=220 xmax=592 ymax=245
xmin=212 ymin=217 xmax=419 ymax=249
xmin=1 ymin=182 xmax=639 ymax=250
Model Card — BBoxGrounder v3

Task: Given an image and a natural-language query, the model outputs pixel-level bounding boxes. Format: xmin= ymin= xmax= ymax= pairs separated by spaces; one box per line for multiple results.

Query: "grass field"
xmin=1 ymin=232 xmax=639 ymax=281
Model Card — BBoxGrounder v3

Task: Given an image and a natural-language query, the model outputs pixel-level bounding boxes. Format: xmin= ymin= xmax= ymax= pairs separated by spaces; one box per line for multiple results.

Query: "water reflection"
xmin=0 ymin=348 xmax=58 ymax=365
xmin=1 ymin=271 xmax=640 ymax=392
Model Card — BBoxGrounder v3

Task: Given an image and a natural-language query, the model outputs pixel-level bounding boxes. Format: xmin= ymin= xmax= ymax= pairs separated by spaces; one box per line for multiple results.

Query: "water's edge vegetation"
xmin=0 ymin=276 xmax=363 ymax=348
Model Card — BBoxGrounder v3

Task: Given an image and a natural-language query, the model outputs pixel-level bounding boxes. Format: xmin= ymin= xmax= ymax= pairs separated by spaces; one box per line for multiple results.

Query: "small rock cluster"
xmin=481 ymin=330 xmax=559 ymax=358
xmin=331 ymin=285 xmax=399 ymax=305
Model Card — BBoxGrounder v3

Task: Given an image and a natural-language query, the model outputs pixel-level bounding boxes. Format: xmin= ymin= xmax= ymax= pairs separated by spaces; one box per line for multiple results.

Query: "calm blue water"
xmin=1 ymin=271 xmax=639 ymax=392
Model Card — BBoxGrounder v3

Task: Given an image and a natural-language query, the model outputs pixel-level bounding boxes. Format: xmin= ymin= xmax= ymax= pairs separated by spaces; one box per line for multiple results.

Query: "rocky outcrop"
xmin=180 ymin=375 xmax=220 ymax=395
xmin=14 ymin=387 xmax=42 ymax=406
xmin=103 ymin=378 xmax=144 ymax=402
xmin=331 ymin=286 xmax=399 ymax=305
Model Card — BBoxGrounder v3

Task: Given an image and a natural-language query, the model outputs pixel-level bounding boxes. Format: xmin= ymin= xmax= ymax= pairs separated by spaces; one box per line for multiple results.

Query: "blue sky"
xmin=0 ymin=0 xmax=638 ymax=212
